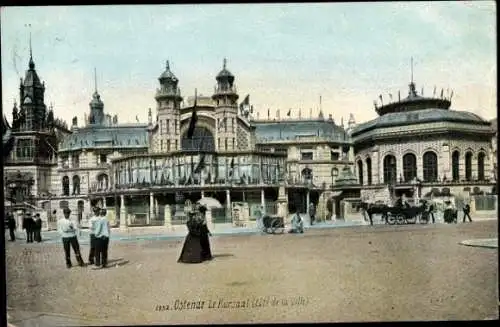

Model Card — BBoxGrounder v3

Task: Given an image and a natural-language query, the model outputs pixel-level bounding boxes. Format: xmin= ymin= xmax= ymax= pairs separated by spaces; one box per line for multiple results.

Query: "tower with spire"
xmin=212 ymin=58 xmax=239 ymax=151
xmin=153 ymin=60 xmax=183 ymax=153
xmin=18 ymin=29 xmax=47 ymax=132
xmin=88 ymin=68 xmax=105 ymax=126
xmin=5 ymin=29 xmax=61 ymax=200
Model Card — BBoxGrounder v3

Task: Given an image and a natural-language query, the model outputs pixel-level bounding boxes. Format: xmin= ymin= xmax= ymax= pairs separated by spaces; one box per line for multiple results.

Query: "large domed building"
xmin=351 ymin=76 xmax=496 ymax=211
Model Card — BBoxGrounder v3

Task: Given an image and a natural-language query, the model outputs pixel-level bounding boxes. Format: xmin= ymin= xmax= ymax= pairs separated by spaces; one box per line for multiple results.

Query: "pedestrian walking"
xmin=94 ymin=208 xmax=110 ymax=269
xmin=309 ymin=203 xmax=316 ymax=225
xmin=428 ymin=202 xmax=435 ymax=224
xmin=7 ymin=213 xmax=16 ymax=242
xmin=87 ymin=207 xmax=100 ymax=265
xmin=57 ymin=207 xmax=85 ymax=268
xmin=34 ymin=213 xmax=43 ymax=242
xmin=463 ymin=203 xmax=473 ymax=223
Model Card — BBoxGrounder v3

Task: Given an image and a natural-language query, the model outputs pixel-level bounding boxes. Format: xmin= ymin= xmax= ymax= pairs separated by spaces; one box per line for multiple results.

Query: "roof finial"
xmin=94 ymin=67 xmax=98 ymax=93
xmin=223 ymin=58 xmax=227 ymax=70
xmin=410 ymin=56 xmax=414 ymax=84
xmin=166 ymin=60 xmax=170 ymax=70
xmin=28 ymin=24 xmax=32 ymax=60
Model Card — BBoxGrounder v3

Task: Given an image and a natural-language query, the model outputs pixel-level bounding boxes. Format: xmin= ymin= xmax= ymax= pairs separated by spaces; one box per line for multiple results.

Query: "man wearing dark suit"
xmin=34 ymin=213 xmax=43 ymax=242
xmin=23 ymin=212 xmax=35 ymax=243
xmin=463 ymin=204 xmax=473 ymax=223
xmin=7 ymin=213 xmax=16 ymax=241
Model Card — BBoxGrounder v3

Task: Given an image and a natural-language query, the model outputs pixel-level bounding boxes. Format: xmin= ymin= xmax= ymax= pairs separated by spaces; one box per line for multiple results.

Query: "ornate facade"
xmin=3 ymin=55 xmax=496 ymax=230
xmin=351 ymin=79 xmax=496 ymax=210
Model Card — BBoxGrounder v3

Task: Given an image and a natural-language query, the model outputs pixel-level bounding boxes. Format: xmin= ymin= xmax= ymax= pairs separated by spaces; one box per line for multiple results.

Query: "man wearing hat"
xmin=57 ymin=207 xmax=85 ymax=268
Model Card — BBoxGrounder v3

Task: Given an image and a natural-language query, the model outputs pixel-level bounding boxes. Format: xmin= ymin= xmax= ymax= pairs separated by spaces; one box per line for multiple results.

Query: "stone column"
xmin=119 ymin=195 xmax=127 ymax=230
xmin=306 ymin=190 xmax=310 ymax=214
xmin=102 ymin=197 xmax=106 ymax=208
xmin=148 ymin=192 xmax=154 ymax=225
xmin=261 ymin=188 xmax=265 ymax=211
xmin=164 ymin=204 xmax=172 ymax=228
xmin=226 ymin=189 xmax=232 ymax=220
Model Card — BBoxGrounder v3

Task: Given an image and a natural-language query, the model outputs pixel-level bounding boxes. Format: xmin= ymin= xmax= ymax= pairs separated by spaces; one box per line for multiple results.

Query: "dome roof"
xmin=158 ymin=60 xmax=178 ymax=81
xmin=352 ymin=108 xmax=490 ymax=136
xmin=59 ymin=124 xmax=149 ymax=152
xmin=90 ymin=91 xmax=103 ymax=107
xmin=254 ymin=119 xmax=348 ymax=143
xmin=216 ymin=58 xmax=234 ymax=80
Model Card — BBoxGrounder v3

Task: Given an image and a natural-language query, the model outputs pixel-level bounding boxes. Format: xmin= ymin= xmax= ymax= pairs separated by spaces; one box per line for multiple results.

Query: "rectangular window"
xmin=161 ymin=140 xmax=163 ymax=151
xmin=218 ymin=138 xmax=221 ymax=150
xmin=225 ymin=139 xmax=228 ymax=151
xmin=100 ymin=154 xmax=107 ymax=164
xmin=166 ymin=119 xmax=170 ymax=134
xmin=330 ymin=152 xmax=339 ymax=161
xmin=232 ymin=118 xmax=235 ymax=132
xmin=301 ymin=152 xmax=313 ymax=160
xmin=175 ymin=139 xmax=178 ymax=150
xmin=167 ymin=140 xmax=171 ymax=152
xmin=232 ymin=138 xmax=235 ymax=150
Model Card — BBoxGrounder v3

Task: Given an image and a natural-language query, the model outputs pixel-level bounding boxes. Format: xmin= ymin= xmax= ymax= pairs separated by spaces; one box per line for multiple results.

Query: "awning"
xmin=330 ymin=191 xmax=343 ymax=197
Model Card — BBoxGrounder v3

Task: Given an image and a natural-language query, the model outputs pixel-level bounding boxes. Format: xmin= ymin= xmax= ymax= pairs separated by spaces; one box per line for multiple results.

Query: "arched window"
xmin=97 ymin=173 xmax=109 ymax=191
xmin=366 ymin=157 xmax=372 ymax=185
xmin=402 ymin=153 xmax=417 ymax=182
xmin=357 ymin=160 xmax=363 ymax=185
xmin=72 ymin=175 xmax=80 ymax=195
xmin=181 ymin=126 xmax=215 ymax=152
xmin=62 ymin=176 xmax=70 ymax=196
xmin=452 ymin=151 xmax=460 ymax=181
xmin=301 ymin=168 xmax=313 ymax=184
xmin=477 ymin=152 xmax=485 ymax=181
xmin=383 ymin=155 xmax=397 ymax=184
xmin=423 ymin=151 xmax=438 ymax=182
xmin=465 ymin=151 xmax=473 ymax=181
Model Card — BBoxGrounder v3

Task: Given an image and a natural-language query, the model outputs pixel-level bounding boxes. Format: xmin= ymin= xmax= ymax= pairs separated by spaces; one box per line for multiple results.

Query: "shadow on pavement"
xmin=213 ymin=253 xmax=234 ymax=259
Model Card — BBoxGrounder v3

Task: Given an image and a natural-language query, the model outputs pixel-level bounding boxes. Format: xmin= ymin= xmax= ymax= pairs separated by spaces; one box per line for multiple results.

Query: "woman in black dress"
xmin=199 ymin=206 xmax=213 ymax=261
xmin=177 ymin=211 xmax=204 ymax=264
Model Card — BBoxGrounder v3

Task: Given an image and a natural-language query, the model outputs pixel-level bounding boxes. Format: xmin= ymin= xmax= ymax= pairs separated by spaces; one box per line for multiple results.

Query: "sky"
xmin=1 ymin=2 xmax=497 ymax=127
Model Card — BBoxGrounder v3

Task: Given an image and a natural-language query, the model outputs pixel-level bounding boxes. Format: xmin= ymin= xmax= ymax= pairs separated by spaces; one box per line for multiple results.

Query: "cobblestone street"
xmin=6 ymin=221 xmax=498 ymax=325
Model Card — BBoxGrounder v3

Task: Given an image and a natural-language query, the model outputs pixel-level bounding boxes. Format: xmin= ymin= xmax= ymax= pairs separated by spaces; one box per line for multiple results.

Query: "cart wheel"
xmin=387 ymin=214 xmax=396 ymax=225
xmin=396 ymin=214 xmax=405 ymax=224
xmin=406 ymin=215 xmax=417 ymax=224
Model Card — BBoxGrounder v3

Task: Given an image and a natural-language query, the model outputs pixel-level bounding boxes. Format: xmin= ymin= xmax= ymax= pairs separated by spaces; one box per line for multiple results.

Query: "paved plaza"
xmin=6 ymin=220 xmax=498 ymax=325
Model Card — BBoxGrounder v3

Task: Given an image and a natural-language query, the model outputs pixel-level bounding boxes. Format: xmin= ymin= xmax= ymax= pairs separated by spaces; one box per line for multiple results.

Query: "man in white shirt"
xmin=57 ymin=207 xmax=84 ymax=268
xmin=87 ymin=206 xmax=100 ymax=265
xmin=94 ymin=208 xmax=111 ymax=269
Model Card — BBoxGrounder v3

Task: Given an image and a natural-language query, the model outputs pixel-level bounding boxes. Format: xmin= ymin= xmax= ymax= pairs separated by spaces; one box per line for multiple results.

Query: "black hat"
xmin=199 ymin=205 xmax=207 ymax=213
xmin=63 ymin=207 xmax=71 ymax=214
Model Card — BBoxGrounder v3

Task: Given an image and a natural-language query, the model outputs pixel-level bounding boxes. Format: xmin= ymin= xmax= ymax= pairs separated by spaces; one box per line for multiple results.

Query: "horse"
xmin=358 ymin=202 xmax=390 ymax=226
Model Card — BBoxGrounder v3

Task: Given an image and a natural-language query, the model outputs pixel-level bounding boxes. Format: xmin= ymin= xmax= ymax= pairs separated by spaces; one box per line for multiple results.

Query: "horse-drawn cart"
xmin=262 ymin=215 xmax=285 ymax=234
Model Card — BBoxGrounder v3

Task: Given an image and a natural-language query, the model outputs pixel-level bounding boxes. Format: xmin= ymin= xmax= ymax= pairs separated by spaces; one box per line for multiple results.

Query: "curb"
xmin=459 ymin=238 xmax=498 ymax=249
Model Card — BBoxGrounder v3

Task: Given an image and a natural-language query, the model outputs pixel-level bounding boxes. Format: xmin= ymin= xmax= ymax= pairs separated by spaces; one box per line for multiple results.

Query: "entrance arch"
xmin=181 ymin=126 xmax=215 ymax=152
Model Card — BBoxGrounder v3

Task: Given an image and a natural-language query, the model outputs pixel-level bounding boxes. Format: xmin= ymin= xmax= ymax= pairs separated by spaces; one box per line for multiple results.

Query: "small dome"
xmin=158 ymin=60 xmax=178 ymax=82
xmin=216 ymin=58 xmax=234 ymax=80
xmin=90 ymin=91 xmax=103 ymax=107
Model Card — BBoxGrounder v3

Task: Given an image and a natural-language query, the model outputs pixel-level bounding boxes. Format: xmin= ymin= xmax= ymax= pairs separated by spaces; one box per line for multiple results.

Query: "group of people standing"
xmin=5 ymin=211 xmax=43 ymax=243
xmin=56 ymin=206 xmax=110 ymax=269
xmin=178 ymin=205 xmax=213 ymax=264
